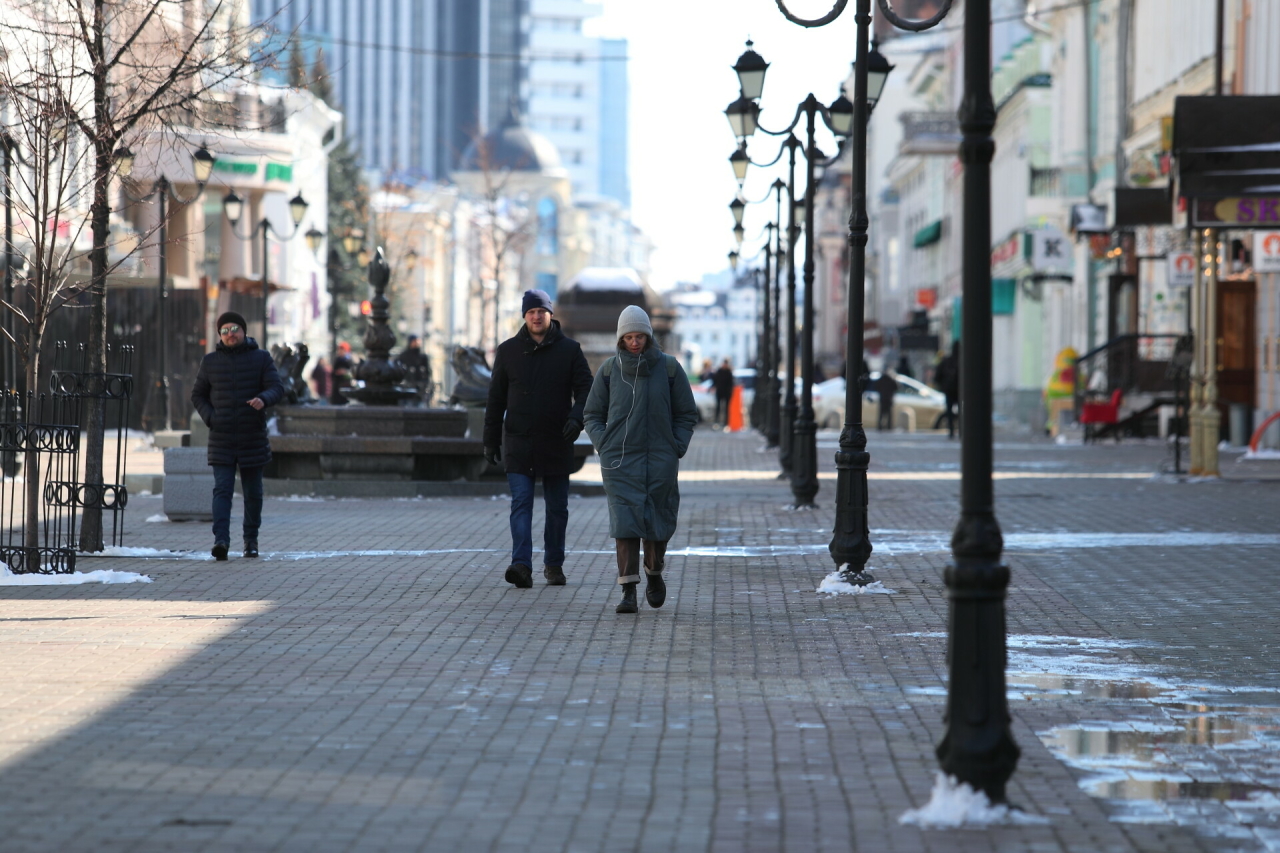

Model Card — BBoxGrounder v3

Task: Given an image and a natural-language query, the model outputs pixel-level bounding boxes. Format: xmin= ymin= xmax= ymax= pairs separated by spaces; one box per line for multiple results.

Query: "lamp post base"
xmin=830 ymin=425 xmax=873 ymax=583
xmin=789 ymin=415 xmax=819 ymax=507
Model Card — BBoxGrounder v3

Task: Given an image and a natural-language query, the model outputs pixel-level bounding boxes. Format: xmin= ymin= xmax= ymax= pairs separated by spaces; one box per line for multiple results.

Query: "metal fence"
xmin=0 ymin=343 xmax=134 ymax=574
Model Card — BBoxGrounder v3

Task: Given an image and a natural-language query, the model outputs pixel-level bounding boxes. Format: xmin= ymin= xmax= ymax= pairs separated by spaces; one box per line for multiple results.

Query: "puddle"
xmin=993 ymin=635 xmax=1280 ymax=849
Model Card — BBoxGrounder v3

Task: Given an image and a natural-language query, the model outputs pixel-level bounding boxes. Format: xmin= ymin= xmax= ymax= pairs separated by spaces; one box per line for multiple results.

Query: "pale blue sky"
xmin=588 ymin=1 xmax=859 ymax=290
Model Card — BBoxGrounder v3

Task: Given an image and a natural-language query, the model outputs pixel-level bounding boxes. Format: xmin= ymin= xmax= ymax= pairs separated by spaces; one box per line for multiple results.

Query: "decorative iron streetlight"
xmin=732 ymin=39 xmax=770 ymax=101
xmin=223 ymin=188 xmax=310 ymax=350
xmin=774 ymin=0 xmax=1019 ymax=803
xmin=116 ymin=144 xmax=217 ymax=431
xmin=729 ymin=144 xmax=750 ymax=187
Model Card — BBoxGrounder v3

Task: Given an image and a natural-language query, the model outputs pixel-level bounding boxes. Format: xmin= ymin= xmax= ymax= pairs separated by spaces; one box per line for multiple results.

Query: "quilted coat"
xmin=583 ymin=343 xmax=698 ymax=541
xmin=191 ymin=338 xmax=285 ymax=467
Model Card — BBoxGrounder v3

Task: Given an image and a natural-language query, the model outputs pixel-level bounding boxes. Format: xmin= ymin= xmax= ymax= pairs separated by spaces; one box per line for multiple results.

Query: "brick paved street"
xmin=1 ymin=426 xmax=1279 ymax=852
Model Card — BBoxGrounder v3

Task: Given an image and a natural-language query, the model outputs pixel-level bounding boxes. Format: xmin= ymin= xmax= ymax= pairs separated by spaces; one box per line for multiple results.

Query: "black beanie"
xmin=521 ymin=289 xmax=553 ymax=315
xmin=216 ymin=311 xmax=248 ymax=332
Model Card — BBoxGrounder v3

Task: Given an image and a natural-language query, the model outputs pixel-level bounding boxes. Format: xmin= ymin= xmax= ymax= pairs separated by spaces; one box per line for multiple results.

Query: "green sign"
xmin=265 ymin=163 xmax=293 ymax=182
xmin=213 ymin=160 xmax=257 ymax=176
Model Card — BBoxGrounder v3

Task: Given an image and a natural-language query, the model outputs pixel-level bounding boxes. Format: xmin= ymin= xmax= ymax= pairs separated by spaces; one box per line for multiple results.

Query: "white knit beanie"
xmin=616 ymin=305 xmax=653 ymax=341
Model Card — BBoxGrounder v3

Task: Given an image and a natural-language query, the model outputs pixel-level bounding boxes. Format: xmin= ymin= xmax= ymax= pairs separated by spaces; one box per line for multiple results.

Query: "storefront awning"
xmin=1173 ymin=95 xmax=1280 ymax=196
xmin=912 ymin=219 xmax=942 ymax=248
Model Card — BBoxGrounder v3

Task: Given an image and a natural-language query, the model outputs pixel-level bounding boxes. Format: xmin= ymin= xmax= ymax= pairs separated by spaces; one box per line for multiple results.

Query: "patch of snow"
xmin=1244 ymin=448 xmax=1280 ymax=460
xmin=0 ymin=565 xmax=151 ymax=585
xmin=84 ymin=546 xmax=193 ymax=559
xmin=816 ymin=571 xmax=895 ymax=595
xmin=279 ymin=495 xmax=324 ymax=502
xmin=145 ymin=514 xmax=169 ymax=523
xmin=899 ymin=773 xmax=1049 ymax=828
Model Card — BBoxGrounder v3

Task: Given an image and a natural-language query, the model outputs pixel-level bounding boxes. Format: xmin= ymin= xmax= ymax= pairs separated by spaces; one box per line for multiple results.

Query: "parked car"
xmin=809 ymin=373 xmax=948 ymax=432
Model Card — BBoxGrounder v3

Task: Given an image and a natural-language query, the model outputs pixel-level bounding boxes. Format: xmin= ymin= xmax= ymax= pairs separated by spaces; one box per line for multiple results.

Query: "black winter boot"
xmin=543 ymin=565 xmax=566 ymax=585
xmin=243 ymin=540 xmax=259 ymax=559
xmin=212 ymin=541 xmax=229 ymax=561
xmin=616 ymin=583 xmax=638 ymax=614
xmin=505 ymin=563 xmax=533 ymax=588
xmin=645 ymin=572 xmax=666 ymax=608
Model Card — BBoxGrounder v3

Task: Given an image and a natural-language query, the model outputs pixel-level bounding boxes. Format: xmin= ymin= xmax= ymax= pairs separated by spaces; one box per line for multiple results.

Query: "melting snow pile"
xmin=90 ymin=546 xmax=190 ymax=558
xmin=0 ymin=564 xmax=151 ymax=585
xmin=899 ymin=773 xmax=1048 ymax=828
xmin=817 ymin=570 xmax=895 ymax=595
xmin=145 ymin=514 xmax=168 ymax=523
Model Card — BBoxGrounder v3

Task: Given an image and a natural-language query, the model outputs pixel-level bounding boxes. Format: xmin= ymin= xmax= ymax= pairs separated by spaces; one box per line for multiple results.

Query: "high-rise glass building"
xmin=252 ymin=0 xmax=523 ymax=181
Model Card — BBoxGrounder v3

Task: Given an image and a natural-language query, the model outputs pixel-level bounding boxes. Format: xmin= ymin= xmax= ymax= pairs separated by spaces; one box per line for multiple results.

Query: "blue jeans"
xmin=212 ymin=464 xmax=264 ymax=544
xmin=507 ymin=473 xmax=569 ymax=568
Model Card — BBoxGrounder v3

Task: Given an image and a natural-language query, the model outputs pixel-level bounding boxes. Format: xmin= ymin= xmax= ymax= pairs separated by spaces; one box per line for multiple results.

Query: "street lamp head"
xmin=732 ymin=40 xmax=769 ymax=101
xmin=733 ymin=223 xmax=745 ymax=246
xmin=728 ymin=250 xmax=740 ymax=271
xmin=729 ymin=196 xmax=746 ymax=227
xmin=865 ymin=41 xmax=896 ymax=111
xmin=827 ymin=94 xmax=854 ymax=137
xmin=113 ymin=145 xmax=135 ymax=178
xmin=288 ymin=192 xmax=309 ymax=226
xmin=342 ymin=228 xmax=363 ymax=255
xmin=729 ymin=144 xmax=750 ymax=186
xmin=304 ymin=226 xmax=324 ymax=255
xmin=404 ymin=249 xmax=419 ymax=271
xmin=793 ymin=199 xmax=805 ymax=227
xmin=192 ymin=147 xmax=216 ymax=183
xmin=222 ymin=190 xmax=244 ymax=225
xmin=724 ymin=95 xmax=760 ymax=140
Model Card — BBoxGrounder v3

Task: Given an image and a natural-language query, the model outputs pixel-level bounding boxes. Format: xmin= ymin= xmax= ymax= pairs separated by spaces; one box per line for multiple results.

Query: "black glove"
xmin=562 ymin=419 xmax=583 ymax=442
xmin=484 ymin=446 xmax=501 ymax=467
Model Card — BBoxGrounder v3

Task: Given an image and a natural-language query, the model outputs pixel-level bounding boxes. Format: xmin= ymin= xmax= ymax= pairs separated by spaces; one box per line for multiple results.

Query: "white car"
xmin=810 ymin=373 xmax=949 ymax=431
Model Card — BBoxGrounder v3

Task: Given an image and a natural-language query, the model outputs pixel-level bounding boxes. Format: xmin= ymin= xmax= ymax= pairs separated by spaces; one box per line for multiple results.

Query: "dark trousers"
xmin=715 ymin=394 xmax=731 ymax=425
xmin=212 ymin=463 xmax=264 ymax=545
xmin=944 ymin=394 xmax=958 ymax=438
xmin=507 ymin=473 xmax=570 ymax=568
xmin=877 ymin=399 xmax=894 ymax=431
xmin=615 ymin=538 xmax=667 ymax=585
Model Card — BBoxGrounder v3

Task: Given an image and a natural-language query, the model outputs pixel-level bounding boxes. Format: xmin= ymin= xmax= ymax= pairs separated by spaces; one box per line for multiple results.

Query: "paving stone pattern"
xmin=0 ymin=428 xmax=1277 ymax=852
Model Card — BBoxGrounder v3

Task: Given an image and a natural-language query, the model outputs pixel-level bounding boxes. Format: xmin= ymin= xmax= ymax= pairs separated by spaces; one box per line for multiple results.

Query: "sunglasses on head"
xmin=219 ymin=324 xmax=242 ymax=335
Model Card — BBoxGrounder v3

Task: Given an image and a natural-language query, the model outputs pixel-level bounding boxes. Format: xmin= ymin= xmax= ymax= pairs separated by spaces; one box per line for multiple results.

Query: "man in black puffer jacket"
xmin=191 ymin=311 xmax=286 ymax=561
xmin=484 ymin=289 xmax=593 ymax=590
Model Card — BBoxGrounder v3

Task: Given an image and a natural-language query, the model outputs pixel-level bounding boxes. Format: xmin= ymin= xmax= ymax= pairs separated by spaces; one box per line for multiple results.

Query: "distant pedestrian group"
xmin=189 ymin=292 xmax=699 ymax=616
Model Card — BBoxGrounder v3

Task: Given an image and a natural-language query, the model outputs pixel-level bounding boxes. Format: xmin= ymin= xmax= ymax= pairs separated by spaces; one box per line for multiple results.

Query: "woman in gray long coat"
xmin=584 ymin=306 xmax=699 ymax=614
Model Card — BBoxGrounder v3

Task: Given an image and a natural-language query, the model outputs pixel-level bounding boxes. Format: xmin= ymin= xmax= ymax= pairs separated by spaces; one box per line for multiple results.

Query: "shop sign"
xmin=1191 ymin=196 xmax=1280 ymax=228
xmin=990 ymin=232 xmax=1021 ymax=268
xmin=1256 ymin=231 xmax=1280 ymax=273
xmin=1029 ymin=225 xmax=1071 ymax=273
xmin=916 ymin=287 xmax=938 ymax=309
xmin=1167 ymin=251 xmax=1196 ymax=287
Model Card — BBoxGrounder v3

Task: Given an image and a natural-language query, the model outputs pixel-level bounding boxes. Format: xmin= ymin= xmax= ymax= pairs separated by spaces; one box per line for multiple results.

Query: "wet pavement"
xmin=1 ymin=427 xmax=1278 ymax=852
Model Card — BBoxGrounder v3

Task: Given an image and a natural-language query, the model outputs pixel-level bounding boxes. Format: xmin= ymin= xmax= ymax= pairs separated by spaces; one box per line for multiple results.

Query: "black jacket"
xmin=484 ymin=320 xmax=593 ymax=477
xmin=191 ymin=338 xmax=286 ymax=467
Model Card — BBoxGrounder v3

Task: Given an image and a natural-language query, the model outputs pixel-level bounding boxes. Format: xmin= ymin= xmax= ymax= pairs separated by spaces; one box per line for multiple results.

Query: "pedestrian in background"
xmin=484 ymin=289 xmax=593 ymax=590
xmin=191 ymin=311 xmax=285 ymax=561
xmin=712 ymin=359 xmax=734 ymax=428
xmin=310 ymin=356 xmax=331 ymax=401
xmin=934 ymin=341 xmax=960 ymax=439
xmin=876 ymin=369 xmax=898 ymax=432
xmin=698 ymin=358 xmax=714 ymax=383
xmin=330 ymin=341 xmax=354 ymax=405
xmin=584 ymin=306 xmax=699 ymax=615
xmin=396 ymin=334 xmax=434 ymax=405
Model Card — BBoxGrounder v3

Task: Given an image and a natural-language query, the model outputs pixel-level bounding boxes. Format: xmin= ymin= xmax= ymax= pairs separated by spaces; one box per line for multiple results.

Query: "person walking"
xmin=876 ymin=369 xmax=898 ymax=432
xmin=583 ymin=306 xmax=699 ymax=615
xmin=190 ymin=311 xmax=286 ymax=560
xmin=712 ymin=359 xmax=735 ymax=428
xmin=934 ymin=341 xmax=960 ymax=439
xmin=330 ymin=342 xmax=354 ymax=405
xmin=396 ymin=334 xmax=434 ymax=405
xmin=484 ymin=289 xmax=593 ymax=589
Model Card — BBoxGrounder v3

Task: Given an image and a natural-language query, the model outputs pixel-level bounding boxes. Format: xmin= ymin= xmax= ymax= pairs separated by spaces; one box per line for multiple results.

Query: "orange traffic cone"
xmin=727 ymin=386 xmax=744 ymax=432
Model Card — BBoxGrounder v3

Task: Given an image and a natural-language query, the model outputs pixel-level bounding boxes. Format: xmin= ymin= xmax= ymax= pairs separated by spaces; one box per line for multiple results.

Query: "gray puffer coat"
xmin=583 ymin=343 xmax=698 ymax=541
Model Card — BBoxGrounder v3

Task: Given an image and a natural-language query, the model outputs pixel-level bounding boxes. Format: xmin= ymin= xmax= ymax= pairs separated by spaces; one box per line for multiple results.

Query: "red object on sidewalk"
xmin=1079 ymin=389 xmax=1122 ymax=426
xmin=727 ymin=386 xmax=744 ymax=432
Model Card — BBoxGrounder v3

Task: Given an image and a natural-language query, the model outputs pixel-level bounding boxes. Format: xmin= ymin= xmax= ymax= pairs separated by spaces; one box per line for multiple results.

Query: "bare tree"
xmin=465 ymin=130 xmax=533 ymax=357
xmin=2 ymin=0 xmax=280 ymax=551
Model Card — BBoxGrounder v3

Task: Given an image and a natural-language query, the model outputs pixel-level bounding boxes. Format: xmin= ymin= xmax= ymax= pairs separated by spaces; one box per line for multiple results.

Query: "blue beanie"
xmin=521 ymin=289 xmax=554 ymax=315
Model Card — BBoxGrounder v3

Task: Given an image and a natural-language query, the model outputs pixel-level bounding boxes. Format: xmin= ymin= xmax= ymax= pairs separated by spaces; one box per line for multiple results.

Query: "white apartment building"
xmin=524 ymin=0 xmax=602 ymax=198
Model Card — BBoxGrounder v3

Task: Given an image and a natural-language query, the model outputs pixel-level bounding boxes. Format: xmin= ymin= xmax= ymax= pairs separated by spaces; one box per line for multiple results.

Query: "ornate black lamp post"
xmin=222 ymin=187 xmax=310 ymax=350
xmin=2 ymin=131 xmax=25 ymax=398
xmin=115 ymin=145 xmax=216 ymax=431
xmin=774 ymin=0 xmax=1019 ymax=802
